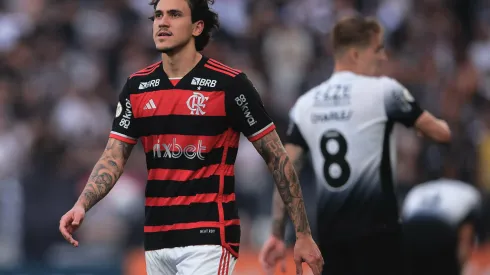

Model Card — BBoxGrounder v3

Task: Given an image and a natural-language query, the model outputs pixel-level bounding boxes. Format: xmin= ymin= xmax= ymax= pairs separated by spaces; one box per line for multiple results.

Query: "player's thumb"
xmin=71 ymin=212 xmax=83 ymax=226
xmin=281 ymin=258 xmax=287 ymax=273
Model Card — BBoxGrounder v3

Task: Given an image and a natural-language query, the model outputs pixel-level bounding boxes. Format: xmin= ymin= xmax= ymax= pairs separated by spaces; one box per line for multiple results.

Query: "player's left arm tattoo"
xmin=252 ymin=130 xmax=311 ymax=237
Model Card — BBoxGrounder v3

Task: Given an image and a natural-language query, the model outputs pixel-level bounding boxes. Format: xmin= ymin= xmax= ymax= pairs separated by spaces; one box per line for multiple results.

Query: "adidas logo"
xmin=191 ymin=77 xmax=217 ymax=88
xmin=143 ymin=99 xmax=157 ymax=110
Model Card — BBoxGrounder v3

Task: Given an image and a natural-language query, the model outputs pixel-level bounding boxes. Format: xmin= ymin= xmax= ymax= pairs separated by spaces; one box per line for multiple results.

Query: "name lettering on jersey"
xmin=191 ymin=77 xmax=217 ymax=88
xmin=119 ymin=99 xmax=132 ymax=129
xmin=186 ymin=92 xmax=209 ymax=115
xmin=311 ymin=110 xmax=353 ymax=123
xmin=138 ymin=79 xmax=161 ymax=90
xmin=235 ymin=94 xmax=257 ymax=126
xmin=314 ymin=84 xmax=351 ymax=106
xmin=200 ymin=228 xmax=216 ymax=234
xmin=153 ymin=138 xmax=206 ymax=160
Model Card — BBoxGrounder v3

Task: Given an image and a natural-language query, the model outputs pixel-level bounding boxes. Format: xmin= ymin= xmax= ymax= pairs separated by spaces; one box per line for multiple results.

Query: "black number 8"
xmin=320 ymin=130 xmax=351 ymax=188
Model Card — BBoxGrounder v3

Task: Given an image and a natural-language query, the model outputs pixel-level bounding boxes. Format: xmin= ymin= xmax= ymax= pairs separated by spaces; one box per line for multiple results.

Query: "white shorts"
xmin=145 ymin=245 xmax=237 ymax=275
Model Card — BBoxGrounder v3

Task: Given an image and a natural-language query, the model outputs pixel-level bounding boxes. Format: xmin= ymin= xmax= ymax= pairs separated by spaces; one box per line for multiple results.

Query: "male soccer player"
xmin=58 ymin=0 xmax=323 ymax=274
xmin=402 ymin=178 xmax=484 ymax=275
xmin=259 ymin=16 xmax=451 ymax=275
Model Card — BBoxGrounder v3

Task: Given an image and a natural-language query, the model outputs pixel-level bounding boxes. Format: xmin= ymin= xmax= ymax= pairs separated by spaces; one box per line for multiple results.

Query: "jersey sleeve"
xmin=108 ymin=80 xmax=139 ymax=144
xmin=225 ymin=73 xmax=276 ymax=142
xmin=285 ymin=102 xmax=309 ymax=151
xmin=383 ymin=78 xmax=423 ymax=127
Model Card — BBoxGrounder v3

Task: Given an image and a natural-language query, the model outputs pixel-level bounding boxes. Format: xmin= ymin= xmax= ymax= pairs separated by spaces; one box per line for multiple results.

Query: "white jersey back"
xmin=402 ymin=179 xmax=481 ymax=226
xmin=286 ymin=71 xmax=423 ymax=237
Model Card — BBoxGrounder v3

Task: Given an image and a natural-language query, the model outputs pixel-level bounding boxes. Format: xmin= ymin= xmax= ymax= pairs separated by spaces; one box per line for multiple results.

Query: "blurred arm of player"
xmin=258 ymin=142 xmax=306 ymax=275
xmin=414 ymin=111 xmax=451 ymax=142
xmin=59 ymin=79 xmax=137 ymax=247
xmin=384 ymin=78 xmax=450 ymax=143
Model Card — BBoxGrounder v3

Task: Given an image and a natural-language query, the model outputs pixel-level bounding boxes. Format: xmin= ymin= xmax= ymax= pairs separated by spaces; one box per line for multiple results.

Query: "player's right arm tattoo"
xmin=252 ymin=131 xmax=311 ymax=237
xmin=76 ymin=138 xmax=134 ymax=212
xmin=271 ymin=151 xmax=305 ymax=239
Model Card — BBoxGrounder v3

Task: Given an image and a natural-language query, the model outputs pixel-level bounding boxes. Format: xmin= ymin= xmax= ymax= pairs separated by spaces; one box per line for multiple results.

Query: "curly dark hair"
xmin=149 ymin=0 xmax=219 ymax=51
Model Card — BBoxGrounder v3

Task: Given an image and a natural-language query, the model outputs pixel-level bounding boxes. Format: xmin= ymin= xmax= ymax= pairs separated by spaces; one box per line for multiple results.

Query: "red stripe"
xmin=226 ymin=251 xmax=231 ymax=275
xmin=141 ymin=131 xmax=238 ymax=154
xmin=131 ymin=90 xmax=225 ymax=118
xmin=109 ymin=133 xmax=138 ymax=145
xmin=129 ymin=62 xmax=161 ymax=78
xmin=207 ymin=59 xmax=241 ymax=74
xmin=248 ymin=124 xmax=276 ymax=142
xmin=204 ymin=64 xmax=238 ymax=78
xmin=144 ymin=219 xmax=240 ymax=233
xmin=129 ymin=65 xmax=160 ymax=79
xmin=148 ymin=164 xmax=234 ymax=181
xmin=228 ymin=242 xmax=239 ymax=246
xmin=217 ymin=247 xmax=225 ymax=275
xmin=145 ymin=193 xmax=236 ymax=207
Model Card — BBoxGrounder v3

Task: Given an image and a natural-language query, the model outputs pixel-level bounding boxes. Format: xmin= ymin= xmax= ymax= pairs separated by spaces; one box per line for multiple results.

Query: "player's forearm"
xmin=271 ymin=187 xmax=288 ymax=238
xmin=271 ymin=150 xmax=305 ymax=239
xmin=253 ymin=131 xmax=311 ymax=237
xmin=76 ymin=139 xmax=134 ymax=212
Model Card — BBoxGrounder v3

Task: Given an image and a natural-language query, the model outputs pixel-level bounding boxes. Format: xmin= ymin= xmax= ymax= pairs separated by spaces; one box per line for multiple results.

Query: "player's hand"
xmin=293 ymin=233 xmax=324 ymax=275
xmin=259 ymin=235 xmax=287 ymax=274
xmin=59 ymin=205 xmax=85 ymax=247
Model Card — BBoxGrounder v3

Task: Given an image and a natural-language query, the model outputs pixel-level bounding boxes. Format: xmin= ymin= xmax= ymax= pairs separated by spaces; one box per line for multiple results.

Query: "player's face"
xmin=357 ymin=32 xmax=387 ymax=76
xmin=152 ymin=0 xmax=204 ymax=53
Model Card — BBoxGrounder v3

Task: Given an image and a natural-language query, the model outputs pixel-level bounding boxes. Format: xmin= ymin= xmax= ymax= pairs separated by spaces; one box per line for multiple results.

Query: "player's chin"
xmin=155 ymin=44 xmax=175 ymax=54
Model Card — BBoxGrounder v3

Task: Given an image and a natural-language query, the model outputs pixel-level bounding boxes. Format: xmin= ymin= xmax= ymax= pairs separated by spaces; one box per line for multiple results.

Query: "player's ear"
xmin=192 ymin=20 xmax=204 ymax=37
xmin=347 ymin=47 xmax=359 ymax=63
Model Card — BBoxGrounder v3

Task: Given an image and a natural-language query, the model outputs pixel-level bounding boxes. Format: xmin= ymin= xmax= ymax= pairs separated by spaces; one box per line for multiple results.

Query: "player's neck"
xmin=333 ymin=64 xmax=362 ymax=76
xmin=161 ymin=45 xmax=202 ymax=79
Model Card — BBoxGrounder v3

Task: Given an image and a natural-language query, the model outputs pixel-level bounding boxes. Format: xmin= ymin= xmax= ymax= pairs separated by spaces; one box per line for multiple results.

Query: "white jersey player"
xmin=402 ymin=179 xmax=484 ymax=275
xmin=259 ymin=16 xmax=451 ymax=275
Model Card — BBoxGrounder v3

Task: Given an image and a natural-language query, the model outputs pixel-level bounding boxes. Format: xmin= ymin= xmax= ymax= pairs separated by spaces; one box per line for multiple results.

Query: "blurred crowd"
xmin=1 ymin=0 xmax=490 ymax=272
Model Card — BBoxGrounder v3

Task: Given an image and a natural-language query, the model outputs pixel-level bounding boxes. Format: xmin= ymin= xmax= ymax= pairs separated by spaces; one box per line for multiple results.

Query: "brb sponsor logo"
xmin=191 ymin=77 xmax=217 ymax=88
xmin=153 ymin=138 xmax=206 ymax=160
xmin=119 ymin=98 xmax=132 ymax=129
xmin=187 ymin=92 xmax=208 ymax=115
xmin=235 ymin=94 xmax=257 ymax=126
xmin=139 ymin=79 xmax=160 ymax=90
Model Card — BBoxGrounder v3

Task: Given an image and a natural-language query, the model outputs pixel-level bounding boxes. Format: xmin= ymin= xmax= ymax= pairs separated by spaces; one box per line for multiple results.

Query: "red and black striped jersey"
xmin=109 ymin=56 xmax=275 ymax=258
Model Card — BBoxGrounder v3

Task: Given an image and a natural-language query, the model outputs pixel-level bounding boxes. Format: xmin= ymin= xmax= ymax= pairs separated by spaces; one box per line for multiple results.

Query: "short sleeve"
xmin=383 ymin=78 xmax=423 ymax=127
xmin=226 ymin=73 xmax=276 ymax=142
xmin=109 ymin=80 xmax=139 ymax=144
xmin=284 ymin=103 xmax=309 ymax=151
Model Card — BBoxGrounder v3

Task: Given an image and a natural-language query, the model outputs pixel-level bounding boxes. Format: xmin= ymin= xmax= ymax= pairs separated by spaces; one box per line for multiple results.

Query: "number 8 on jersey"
xmin=320 ymin=130 xmax=351 ymax=189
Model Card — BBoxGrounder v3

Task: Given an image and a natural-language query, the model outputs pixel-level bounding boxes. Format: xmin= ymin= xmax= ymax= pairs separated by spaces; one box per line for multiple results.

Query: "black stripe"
xmin=223 ymin=201 xmax=239 ymax=220
xmin=145 ymin=176 xmax=235 ymax=197
xmin=380 ymin=121 xmax=398 ymax=221
xmin=225 ymin=148 xmax=238 ymax=165
xmin=146 ymin=147 xmax=224 ymax=170
xmin=137 ymin=115 xmax=228 ymax=136
xmin=145 ymin=203 xmax=219 ymax=226
xmin=145 ymin=202 xmax=239 ymax=226
xmin=144 ymin=228 xmax=221 ymax=251
xmin=225 ymin=225 xmax=241 ymax=244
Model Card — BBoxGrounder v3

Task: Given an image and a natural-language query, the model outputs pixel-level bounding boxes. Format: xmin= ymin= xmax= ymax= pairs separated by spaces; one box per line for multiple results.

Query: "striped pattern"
xmin=109 ymin=56 xmax=277 ymax=259
xmin=129 ymin=61 xmax=161 ymax=79
xmin=205 ymin=59 xmax=241 ymax=77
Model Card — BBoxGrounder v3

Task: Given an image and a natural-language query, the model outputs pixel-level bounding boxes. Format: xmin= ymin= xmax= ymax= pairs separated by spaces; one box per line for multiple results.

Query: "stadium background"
xmin=1 ymin=0 xmax=490 ymax=274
